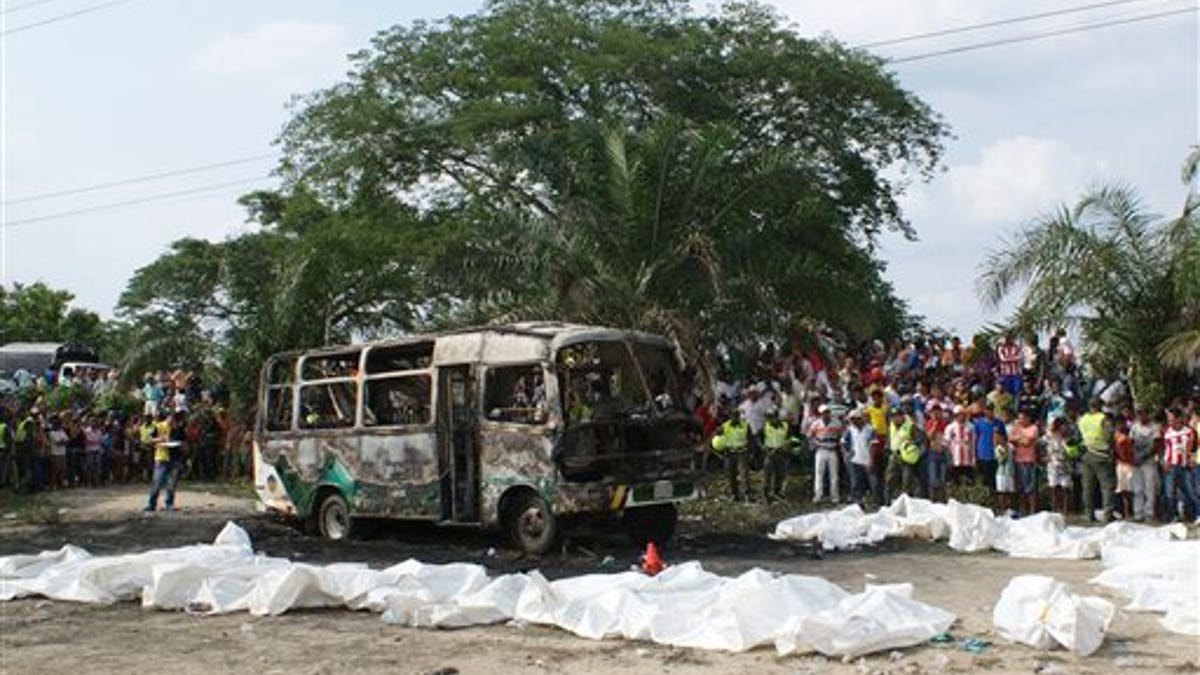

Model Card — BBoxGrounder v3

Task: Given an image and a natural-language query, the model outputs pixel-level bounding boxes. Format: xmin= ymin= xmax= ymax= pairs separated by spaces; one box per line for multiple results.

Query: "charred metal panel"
xmin=480 ymin=334 xmax=550 ymax=364
xmin=433 ymin=333 xmax=485 ymax=365
xmin=353 ymin=479 xmax=440 ymax=517
xmin=261 ymin=430 xmax=442 ymax=519
xmin=477 ymin=424 xmax=558 ymax=526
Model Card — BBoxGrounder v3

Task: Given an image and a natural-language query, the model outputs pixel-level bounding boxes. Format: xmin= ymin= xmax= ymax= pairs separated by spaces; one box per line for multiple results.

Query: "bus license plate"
xmin=653 ymin=480 xmax=672 ymax=500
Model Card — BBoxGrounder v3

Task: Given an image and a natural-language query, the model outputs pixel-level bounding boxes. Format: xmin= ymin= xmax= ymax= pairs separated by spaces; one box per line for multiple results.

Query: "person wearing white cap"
xmin=808 ymin=403 xmax=843 ymax=503
xmin=842 ymin=407 xmax=882 ymax=506
xmin=945 ymin=404 xmax=976 ymax=486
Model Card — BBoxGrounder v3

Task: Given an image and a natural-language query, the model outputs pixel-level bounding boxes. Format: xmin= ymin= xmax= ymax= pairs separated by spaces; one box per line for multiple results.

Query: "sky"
xmin=0 ymin=0 xmax=1196 ymax=336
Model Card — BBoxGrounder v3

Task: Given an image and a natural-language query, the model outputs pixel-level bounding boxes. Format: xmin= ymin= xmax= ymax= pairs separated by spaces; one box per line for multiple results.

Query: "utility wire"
xmin=3 ymin=153 xmax=277 ymax=205
xmin=1 ymin=0 xmax=130 ymax=36
xmin=1 ymin=176 xmax=272 ymax=228
xmin=889 ymin=6 xmax=1196 ymax=64
xmin=0 ymin=0 xmax=61 ymax=16
xmin=3 ymin=4 xmax=1192 ymax=223
xmin=857 ymin=0 xmax=1159 ymax=48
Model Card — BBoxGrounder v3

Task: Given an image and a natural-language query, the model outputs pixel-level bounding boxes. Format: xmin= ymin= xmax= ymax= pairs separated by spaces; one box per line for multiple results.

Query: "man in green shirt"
xmin=1078 ymin=398 xmax=1115 ymax=523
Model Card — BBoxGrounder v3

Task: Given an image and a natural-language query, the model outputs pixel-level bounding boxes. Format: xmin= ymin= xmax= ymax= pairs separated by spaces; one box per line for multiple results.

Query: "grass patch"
xmin=0 ymin=491 xmax=62 ymax=525
xmin=188 ymin=481 xmax=256 ymax=500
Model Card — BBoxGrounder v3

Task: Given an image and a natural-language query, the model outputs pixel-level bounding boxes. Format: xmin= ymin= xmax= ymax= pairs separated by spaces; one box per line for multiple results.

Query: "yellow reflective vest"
xmin=1078 ymin=412 xmax=1111 ymax=456
xmin=716 ymin=420 xmax=749 ymax=453
xmin=763 ymin=421 xmax=789 ymax=450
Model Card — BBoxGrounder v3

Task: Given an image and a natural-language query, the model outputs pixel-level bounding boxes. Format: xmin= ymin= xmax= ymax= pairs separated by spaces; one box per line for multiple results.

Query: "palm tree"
xmin=439 ymin=117 xmax=902 ymax=375
xmin=1157 ymin=146 xmax=1200 ymax=372
xmin=977 ymin=148 xmax=1199 ymax=407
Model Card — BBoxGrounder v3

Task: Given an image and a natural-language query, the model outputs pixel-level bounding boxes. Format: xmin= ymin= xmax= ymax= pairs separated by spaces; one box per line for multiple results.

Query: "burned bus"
xmin=253 ymin=323 xmax=698 ymax=553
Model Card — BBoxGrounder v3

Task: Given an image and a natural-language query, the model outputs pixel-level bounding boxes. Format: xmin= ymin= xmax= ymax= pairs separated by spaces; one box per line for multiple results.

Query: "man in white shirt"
xmin=842 ymin=408 xmax=881 ymax=506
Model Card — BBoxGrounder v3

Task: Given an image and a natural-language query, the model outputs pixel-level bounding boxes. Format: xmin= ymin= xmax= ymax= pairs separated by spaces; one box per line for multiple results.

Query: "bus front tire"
xmin=317 ymin=492 xmax=352 ymax=541
xmin=505 ymin=492 xmax=558 ymax=555
xmin=624 ymin=503 xmax=677 ymax=549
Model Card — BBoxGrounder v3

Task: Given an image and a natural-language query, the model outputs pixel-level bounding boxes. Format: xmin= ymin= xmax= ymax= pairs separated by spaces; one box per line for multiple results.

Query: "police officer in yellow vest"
xmin=1078 ymin=398 xmax=1115 ymax=523
xmin=13 ymin=409 xmax=40 ymax=494
xmin=886 ymin=405 xmax=923 ymax=502
xmin=711 ymin=408 xmax=751 ymax=502
xmin=762 ymin=409 xmax=792 ymax=502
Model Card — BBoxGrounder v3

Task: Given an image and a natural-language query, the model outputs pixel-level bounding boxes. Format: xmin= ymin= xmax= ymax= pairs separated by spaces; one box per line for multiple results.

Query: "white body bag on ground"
xmin=772 ymin=496 xmax=1195 ymax=636
xmin=0 ymin=522 xmax=954 ymax=659
xmin=992 ymin=575 xmax=1115 ymax=656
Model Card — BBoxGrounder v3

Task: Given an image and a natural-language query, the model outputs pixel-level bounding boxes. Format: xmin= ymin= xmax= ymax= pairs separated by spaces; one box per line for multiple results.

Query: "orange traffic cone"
xmin=641 ymin=541 xmax=664 ymax=576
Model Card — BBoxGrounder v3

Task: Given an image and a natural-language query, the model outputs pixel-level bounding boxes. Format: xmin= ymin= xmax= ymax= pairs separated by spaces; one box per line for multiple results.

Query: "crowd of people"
xmin=0 ymin=369 xmax=248 ymax=509
xmin=699 ymin=330 xmax=1200 ymax=524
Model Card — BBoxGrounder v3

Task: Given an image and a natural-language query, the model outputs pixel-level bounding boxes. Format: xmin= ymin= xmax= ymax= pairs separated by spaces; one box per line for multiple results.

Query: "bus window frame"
xmin=295 ymin=348 xmax=363 ymax=431
xmin=361 ymin=368 xmax=434 ymax=429
xmin=480 ymin=361 xmax=554 ymax=428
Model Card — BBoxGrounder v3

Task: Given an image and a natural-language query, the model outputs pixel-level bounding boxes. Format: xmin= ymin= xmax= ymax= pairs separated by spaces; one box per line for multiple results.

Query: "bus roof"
xmin=269 ymin=323 xmax=675 ymax=367
xmin=0 ymin=342 xmax=61 ymax=353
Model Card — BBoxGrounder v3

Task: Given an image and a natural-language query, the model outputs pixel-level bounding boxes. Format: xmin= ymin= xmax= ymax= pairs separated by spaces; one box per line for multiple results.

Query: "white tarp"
xmin=771 ymin=495 xmax=1187 ymax=559
xmin=772 ymin=496 xmax=1196 ymax=636
xmin=1089 ymin=536 xmax=1200 ymax=636
xmin=0 ymin=522 xmax=954 ymax=658
xmin=992 ymin=575 xmax=1115 ymax=656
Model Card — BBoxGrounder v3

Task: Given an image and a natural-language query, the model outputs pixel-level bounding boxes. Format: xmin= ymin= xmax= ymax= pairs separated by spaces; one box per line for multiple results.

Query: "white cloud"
xmin=191 ymin=20 xmax=346 ymax=77
xmin=881 ymin=135 xmax=1106 ymax=334
xmin=946 ymin=135 xmax=1102 ymax=224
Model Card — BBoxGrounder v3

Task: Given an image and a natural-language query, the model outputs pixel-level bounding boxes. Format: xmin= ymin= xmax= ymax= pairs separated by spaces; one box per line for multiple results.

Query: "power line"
xmin=1 ymin=0 xmax=130 ymax=36
xmin=889 ymin=6 xmax=1197 ymax=64
xmin=0 ymin=0 xmax=62 ymax=16
xmin=857 ymin=0 xmax=1159 ymax=48
xmin=1 ymin=176 xmax=272 ymax=228
xmin=3 ymin=153 xmax=278 ymax=205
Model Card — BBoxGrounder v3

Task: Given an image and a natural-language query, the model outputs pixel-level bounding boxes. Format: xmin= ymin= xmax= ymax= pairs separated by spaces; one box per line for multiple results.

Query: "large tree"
xmin=119 ymin=0 xmax=948 ymax=412
xmin=0 ymin=282 xmax=106 ymax=350
xmin=978 ymin=148 xmax=1200 ymax=407
xmin=116 ymin=190 xmax=426 ymax=409
xmin=278 ymin=0 xmax=946 ymax=342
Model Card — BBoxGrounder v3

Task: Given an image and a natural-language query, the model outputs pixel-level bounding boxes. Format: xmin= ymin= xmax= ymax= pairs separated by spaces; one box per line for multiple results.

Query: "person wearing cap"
xmin=1128 ymin=407 xmax=1161 ymax=522
xmin=1077 ymin=398 xmax=1114 ymax=522
xmin=886 ymin=405 xmax=922 ymax=501
xmin=762 ymin=409 xmax=791 ymax=502
xmin=808 ymin=403 xmax=843 ymax=504
xmin=843 ymin=407 xmax=882 ymax=506
xmin=945 ymin=404 xmax=976 ymax=486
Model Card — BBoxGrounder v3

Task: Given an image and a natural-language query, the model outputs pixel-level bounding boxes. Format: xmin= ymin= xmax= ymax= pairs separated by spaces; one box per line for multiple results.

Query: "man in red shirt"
xmin=996 ymin=334 xmax=1023 ymax=398
xmin=1162 ymin=410 xmax=1199 ymax=522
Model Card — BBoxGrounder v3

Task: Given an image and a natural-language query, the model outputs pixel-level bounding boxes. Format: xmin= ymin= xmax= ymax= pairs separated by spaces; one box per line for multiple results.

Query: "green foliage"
xmin=978 ymin=149 xmax=1200 ymax=408
xmin=0 ymin=282 xmax=106 ymax=348
xmin=118 ymin=0 xmax=947 ymax=414
xmin=116 ymin=190 xmax=425 ymax=411
xmin=281 ymin=0 xmax=944 ymax=340
xmin=43 ymin=383 xmax=92 ymax=413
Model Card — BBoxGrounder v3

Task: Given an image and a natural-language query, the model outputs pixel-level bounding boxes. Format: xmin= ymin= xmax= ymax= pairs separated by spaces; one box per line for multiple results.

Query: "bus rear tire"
xmin=504 ymin=492 xmax=558 ymax=555
xmin=317 ymin=492 xmax=352 ymax=541
xmin=624 ymin=503 xmax=677 ymax=549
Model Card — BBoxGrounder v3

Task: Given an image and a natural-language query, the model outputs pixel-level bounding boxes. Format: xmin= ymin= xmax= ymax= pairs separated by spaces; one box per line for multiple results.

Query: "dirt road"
xmin=1 ymin=485 xmax=1196 ymax=675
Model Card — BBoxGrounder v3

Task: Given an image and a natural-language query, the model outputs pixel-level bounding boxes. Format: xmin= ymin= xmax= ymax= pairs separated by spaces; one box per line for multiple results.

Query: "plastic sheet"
xmin=773 ymin=497 xmax=1195 ymax=636
xmin=0 ymin=523 xmax=955 ymax=658
xmin=992 ymin=575 xmax=1115 ymax=656
xmin=1090 ymin=538 xmax=1200 ymax=636
xmin=772 ymin=495 xmax=1186 ymax=560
